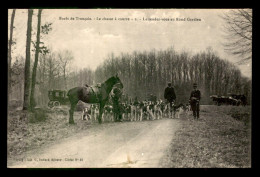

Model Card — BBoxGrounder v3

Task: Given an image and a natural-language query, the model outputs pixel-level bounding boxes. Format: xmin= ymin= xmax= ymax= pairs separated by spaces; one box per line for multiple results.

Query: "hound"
xmin=90 ymin=104 xmax=99 ymax=122
xmin=158 ymin=100 xmax=168 ymax=118
xmin=81 ymin=103 xmax=92 ymax=121
xmin=172 ymin=103 xmax=192 ymax=119
xmin=172 ymin=103 xmax=185 ymax=119
xmin=82 ymin=107 xmax=91 ymax=121
xmin=121 ymin=103 xmax=131 ymax=121
xmin=154 ymin=100 xmax=163 ymax=119
xmin=129 ymin=101 xmax=144 ymax=121
xmin=182 ymin=103 xmax=191 ymax=116
xmin=139 ymin=101 xmax=156 ymax=120
xmin=103 ymin=105 xmax=113 ymax=122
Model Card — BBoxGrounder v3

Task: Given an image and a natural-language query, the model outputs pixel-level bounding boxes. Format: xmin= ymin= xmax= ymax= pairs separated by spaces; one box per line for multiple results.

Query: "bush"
xmin=29 ymin=108 xmax=47 ymax=123
xmin=8 ymin=99 xmax=23 ymax=110
xmin=227 ymin=107 xmax=251 ymax=126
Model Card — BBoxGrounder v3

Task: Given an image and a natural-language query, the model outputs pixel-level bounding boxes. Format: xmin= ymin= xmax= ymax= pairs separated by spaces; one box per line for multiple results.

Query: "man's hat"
xmin=193 ymin=83 xmax=197 ymax=87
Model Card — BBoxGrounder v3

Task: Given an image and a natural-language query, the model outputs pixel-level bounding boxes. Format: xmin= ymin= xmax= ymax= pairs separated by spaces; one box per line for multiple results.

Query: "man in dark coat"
xmin=111 ymin=87 xmax=123 ymax=122
xmin=189 ymin=83 xmax=201 ymax=120
xmin=164 ymin=82 xmax=176 ymax=115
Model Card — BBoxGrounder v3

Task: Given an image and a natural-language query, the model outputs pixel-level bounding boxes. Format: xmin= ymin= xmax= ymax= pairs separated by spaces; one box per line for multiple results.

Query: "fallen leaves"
xmin=7 ymin=107 xmax=93 ymax=159
xmin=161 ymin=105 xmax=251 ymax=168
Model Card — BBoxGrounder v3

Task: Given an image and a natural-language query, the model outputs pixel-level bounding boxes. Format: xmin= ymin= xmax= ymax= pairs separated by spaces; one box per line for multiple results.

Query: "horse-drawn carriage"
xmin=210 ymin=93 xmax=247 ymax=106
xmin=48 ymin=90 xmax=69 ymax=108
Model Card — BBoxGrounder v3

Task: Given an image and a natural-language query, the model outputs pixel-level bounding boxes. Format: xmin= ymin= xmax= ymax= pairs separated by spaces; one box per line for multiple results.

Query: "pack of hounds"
xmin=81 ymin=100 xmax=191 ymax=122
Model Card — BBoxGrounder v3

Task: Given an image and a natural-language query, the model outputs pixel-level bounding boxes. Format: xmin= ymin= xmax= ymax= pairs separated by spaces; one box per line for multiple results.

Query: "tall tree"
xmin=23 ymin=9 xmax=33 ymax=110
xmin=30 ymin=9 xmax=42 ymax=110
xmin=45 ymin=52 xmax=60 ymax=88
xmin=222 ymin=9 xmax=252 ymax=64
xmin=58 ymin=50 xmax=73 ymax=89
xmin=10 ymin=57 xmax=24 ymax=101
xmin=203 ymin=47 xmax=217 ymax=97
xmin=8 ymin=9 xmax=16 ymax=104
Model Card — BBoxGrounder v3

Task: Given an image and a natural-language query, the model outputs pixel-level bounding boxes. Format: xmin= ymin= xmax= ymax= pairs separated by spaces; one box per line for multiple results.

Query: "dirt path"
xmin=8 ymin=118 xmax=180 ymax=168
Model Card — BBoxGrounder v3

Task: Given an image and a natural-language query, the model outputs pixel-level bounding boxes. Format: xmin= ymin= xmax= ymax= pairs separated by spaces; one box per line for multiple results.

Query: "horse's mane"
xmin=105 ymin=76 xmax=116 ymax=84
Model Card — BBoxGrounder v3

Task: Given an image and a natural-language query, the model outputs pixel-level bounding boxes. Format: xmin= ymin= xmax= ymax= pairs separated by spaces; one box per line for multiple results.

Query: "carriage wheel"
xmin=48 ymin=101 xmax=54 ymax=108
xmin=53 ymin=101 xmax=61 ymax=107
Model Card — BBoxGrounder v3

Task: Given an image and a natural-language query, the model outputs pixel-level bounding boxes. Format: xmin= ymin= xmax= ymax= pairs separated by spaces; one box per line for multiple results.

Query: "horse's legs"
xmin=69 ymin=103 xmax=76 ymax=124
xmin=98 ymin=110 xmax=103 ymax=124
xmin=135 ymin=108 xmax=137 ymax=121
xmin=91 ymin=109 xmax=94 ymax=123
xmin=102 ymin=112 xmax=105 ymax=123
xmin=98 ymin=103 xmax=105 ymax=124
xmin=113 ymin=113 xmax=117 ymax=122
xmin=109 ymin=112 xmax=112 ymax=122
xmin=121 ymin=113 xmax=124 ymax=121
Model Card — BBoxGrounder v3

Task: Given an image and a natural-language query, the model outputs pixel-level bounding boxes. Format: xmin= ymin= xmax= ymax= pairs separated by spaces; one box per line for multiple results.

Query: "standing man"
xmin=164 ymin=82 xmax=176 ymax=118
xmin=189 ymin=83 xmax=201 ymax=120
xmin=111 ymin=87 xmax=123 ymax=122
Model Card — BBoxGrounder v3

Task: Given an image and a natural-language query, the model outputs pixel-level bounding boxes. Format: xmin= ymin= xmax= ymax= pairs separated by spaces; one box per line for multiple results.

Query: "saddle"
xmin=83 ymin=84 xmax=102 ymax=102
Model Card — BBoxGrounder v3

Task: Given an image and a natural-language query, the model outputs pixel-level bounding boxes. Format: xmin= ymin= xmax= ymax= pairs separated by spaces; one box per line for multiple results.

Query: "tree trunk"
xmin=23 ymin=9 xmax=33 ymax=110
xmin=30 ymin=9 xmax=42 ymax=111
xmin=8 ymin=9 xmax=16 ymax=104
xmin=63 ymin=67 xmax=67 ymax=89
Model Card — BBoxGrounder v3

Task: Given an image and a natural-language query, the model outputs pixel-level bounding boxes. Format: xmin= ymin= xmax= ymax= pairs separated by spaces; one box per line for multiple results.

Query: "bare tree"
xmin=222 ymin=9 xmax=252 ymax=64
xmin=8 ymin=9 xmax=16 ymax=104
xmin=202 ymin=47 xmax=217 ymax=98
xmin=58 ymin=50 xmax=73 ymax=89
xmin=23 ymin=9 xmax=33 ymax=110
xmin=46 ymin=52 xmax=61 ymax=88
xmin=10 ymin=56 xmax=24 ymax=101
xmin=30 ymin=9 xmax=42 ymax=110
xmin=30 ymin=10 xmax=52 ymax=109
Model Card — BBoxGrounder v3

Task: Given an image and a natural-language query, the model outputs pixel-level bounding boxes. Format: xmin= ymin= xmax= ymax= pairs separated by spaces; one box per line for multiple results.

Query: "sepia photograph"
xmin=7 ymin=9 xmax=252 ymax=168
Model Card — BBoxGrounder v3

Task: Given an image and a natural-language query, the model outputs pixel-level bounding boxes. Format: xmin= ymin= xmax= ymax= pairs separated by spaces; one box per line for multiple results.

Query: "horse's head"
xmin=113 ymin=75 xmax=124 ymax=89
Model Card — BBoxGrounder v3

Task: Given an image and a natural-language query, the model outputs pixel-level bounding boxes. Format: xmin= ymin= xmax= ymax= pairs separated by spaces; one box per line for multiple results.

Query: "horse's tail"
xmin=67 ymin=89 xmax=71 ymax=97
xmin=67 ymin=88 xmax=75 ymax=98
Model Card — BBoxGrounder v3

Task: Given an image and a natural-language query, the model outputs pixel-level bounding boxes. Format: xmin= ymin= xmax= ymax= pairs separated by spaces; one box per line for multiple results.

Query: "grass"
xmin=7 ymin=106 xmax=94 ymax=160
xmin=8 ymin=105 xmax=131 ymax=161
xmin=161 ymin=105 xmax=251 ymax=168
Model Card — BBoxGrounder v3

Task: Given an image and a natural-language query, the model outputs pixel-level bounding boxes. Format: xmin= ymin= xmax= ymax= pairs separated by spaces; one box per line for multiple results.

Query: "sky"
xmin=8 ymin=9 xmax=252 ymax=78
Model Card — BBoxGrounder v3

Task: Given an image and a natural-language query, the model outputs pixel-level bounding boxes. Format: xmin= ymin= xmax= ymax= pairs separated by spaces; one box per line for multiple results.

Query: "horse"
xmin=67 ymin=75 xmax=123 ymax=124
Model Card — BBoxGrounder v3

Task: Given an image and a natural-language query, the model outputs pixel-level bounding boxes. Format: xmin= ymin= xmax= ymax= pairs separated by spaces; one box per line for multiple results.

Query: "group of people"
xmin=164 ymin=82 xmax=201 ymax=119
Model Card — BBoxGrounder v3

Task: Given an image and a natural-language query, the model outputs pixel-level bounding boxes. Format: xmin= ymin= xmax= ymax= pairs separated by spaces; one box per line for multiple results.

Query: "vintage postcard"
xmin=7 ymin=9 xmax=251 ymax=168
